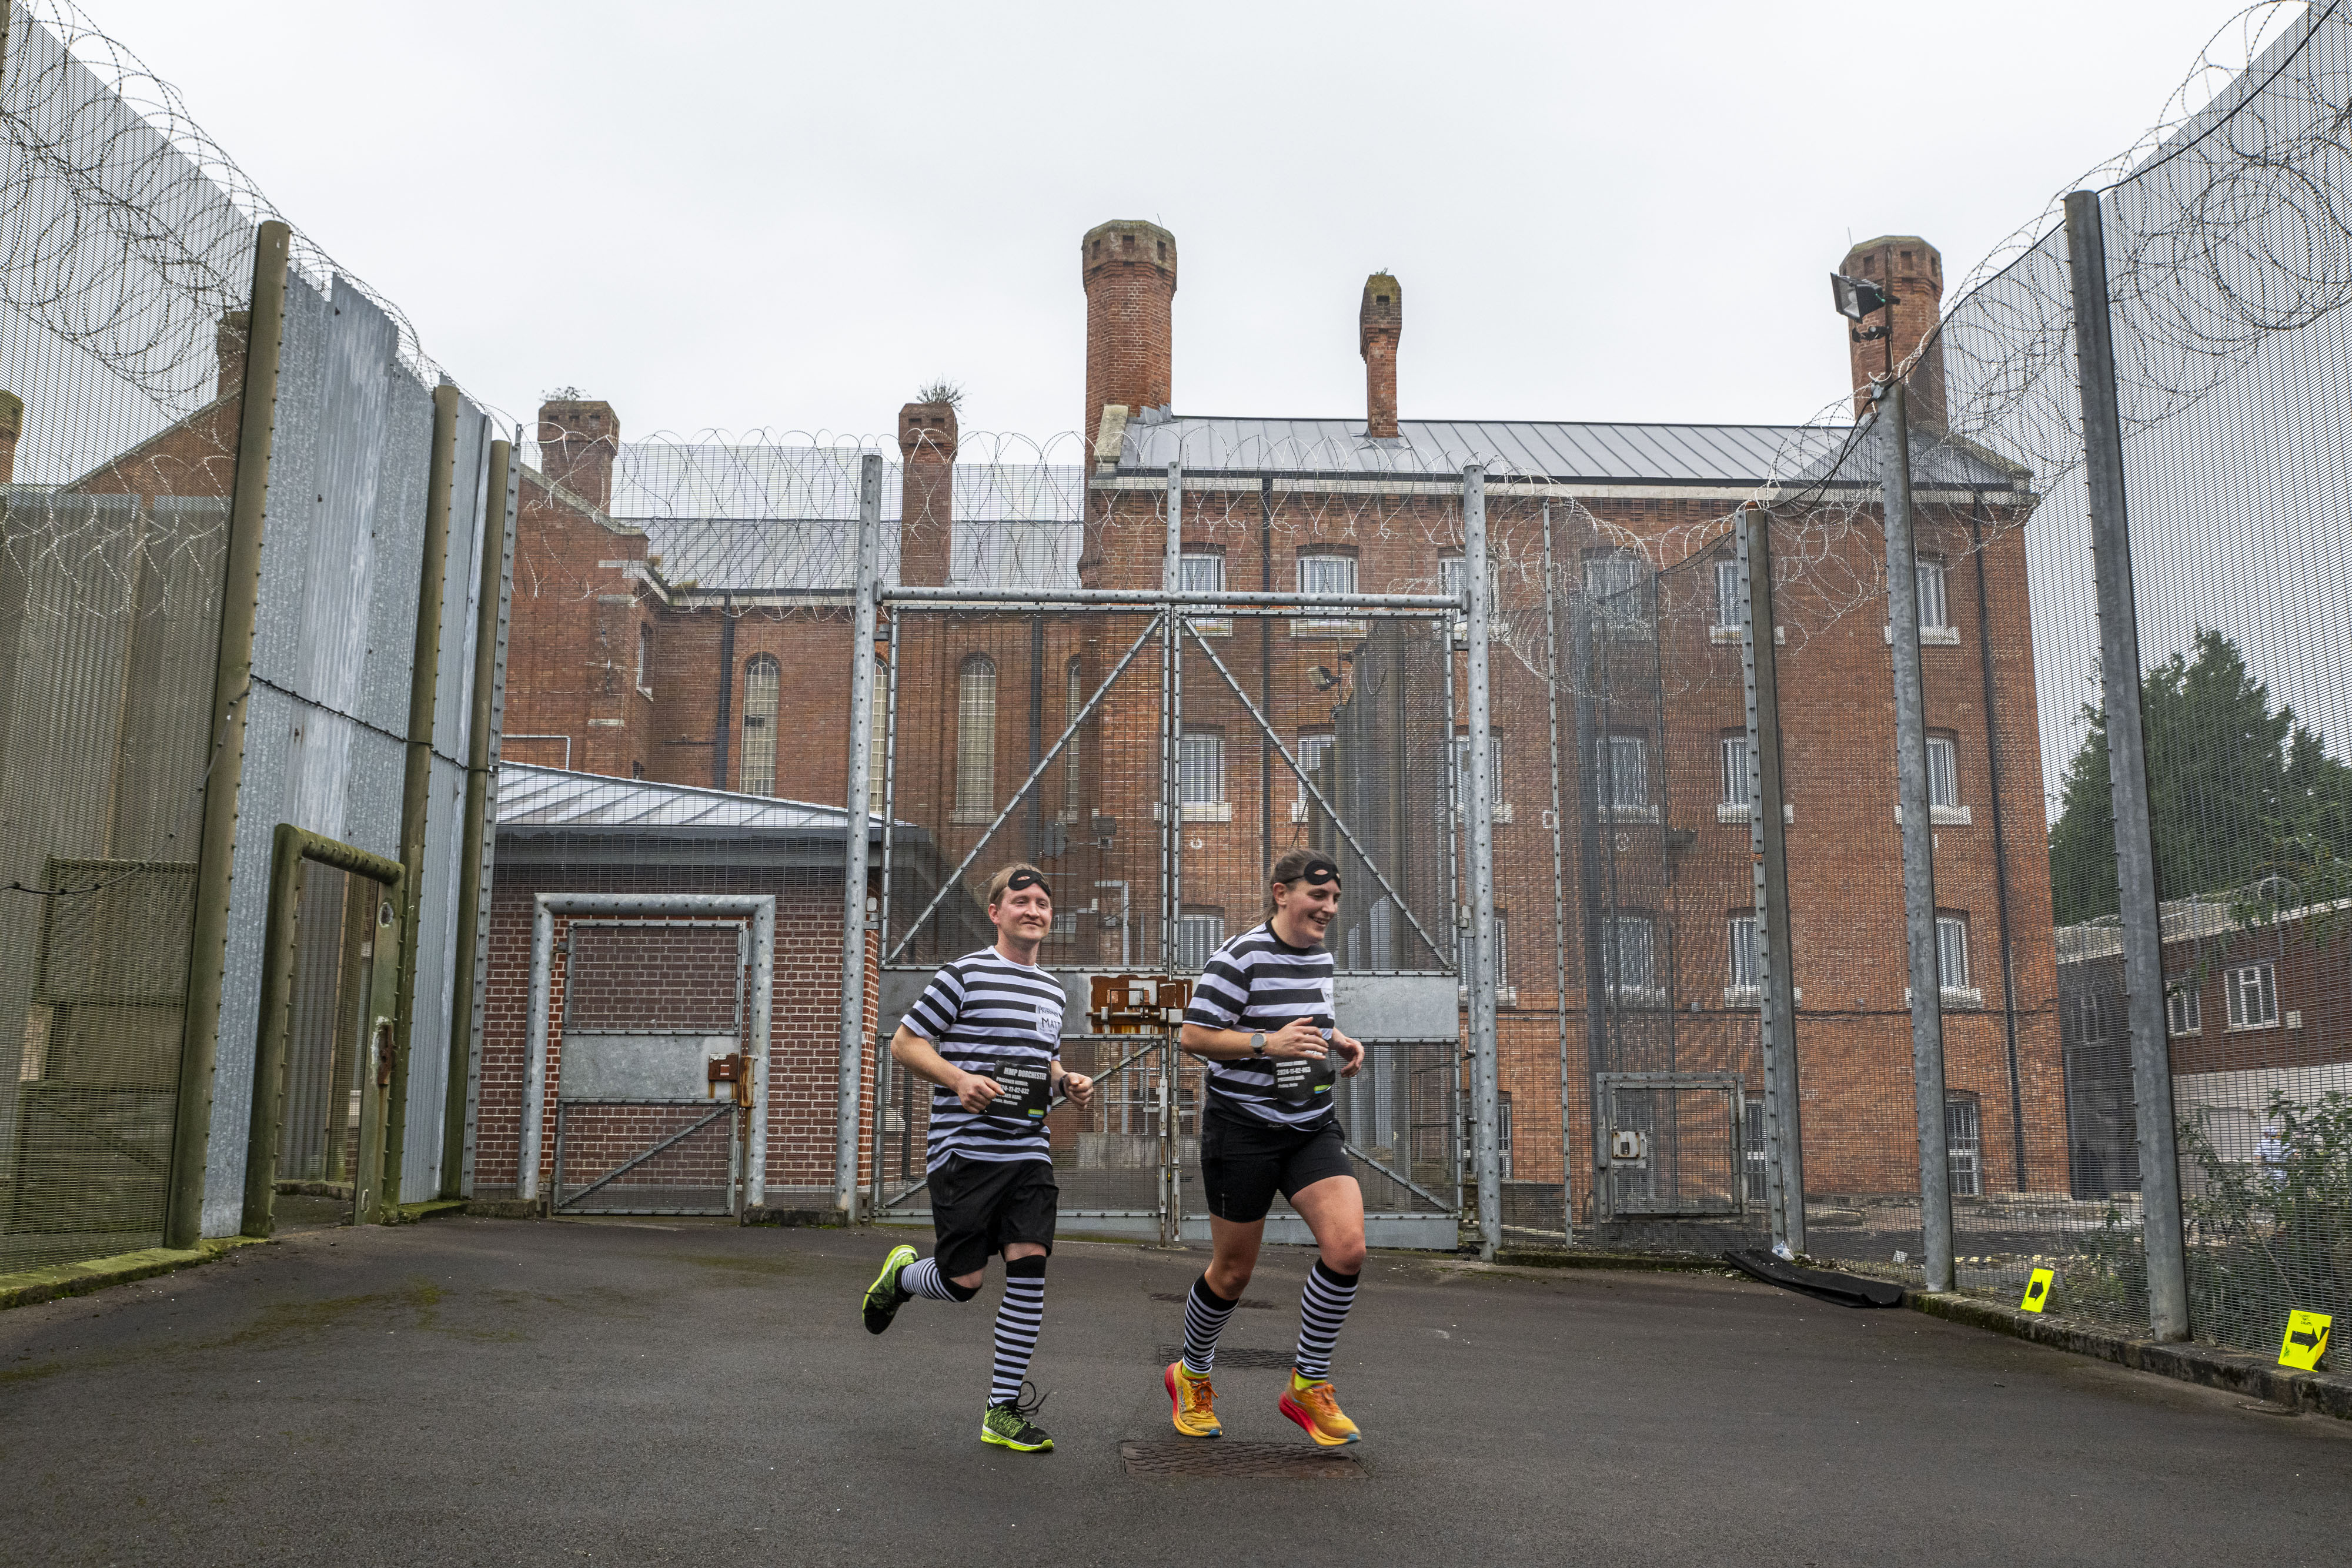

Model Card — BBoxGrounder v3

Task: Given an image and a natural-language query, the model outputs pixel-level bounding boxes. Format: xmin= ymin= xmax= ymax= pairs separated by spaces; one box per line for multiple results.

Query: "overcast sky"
xmin=86 ymin=1 xmax=2293 ymax=448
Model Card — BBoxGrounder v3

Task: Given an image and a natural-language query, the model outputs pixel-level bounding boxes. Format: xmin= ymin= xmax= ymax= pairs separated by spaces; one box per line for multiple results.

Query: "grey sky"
xmin=91 ymin=2 xmax=2286 ymax=444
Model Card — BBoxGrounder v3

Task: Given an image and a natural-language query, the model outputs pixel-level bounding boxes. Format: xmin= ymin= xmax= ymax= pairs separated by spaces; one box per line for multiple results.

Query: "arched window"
xmin=740 ymin=655 xmax=779 ymax=796
xmin=956 ymin=654 xmax=997 ymax=817
xmin=1062 ymin=657 xmax=1083 ymax=817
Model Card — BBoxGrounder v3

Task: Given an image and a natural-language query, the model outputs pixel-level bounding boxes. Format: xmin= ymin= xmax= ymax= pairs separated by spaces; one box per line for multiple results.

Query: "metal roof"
xmin=1113 ymin=415 xmax=2027 ymax=489
xmin=496 ymin=762 xmax=894 ymax=835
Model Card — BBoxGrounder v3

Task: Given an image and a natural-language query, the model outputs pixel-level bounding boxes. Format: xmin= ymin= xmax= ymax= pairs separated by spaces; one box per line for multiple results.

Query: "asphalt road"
xmin=2 ymin=1215 xmax=2345 ymax=1567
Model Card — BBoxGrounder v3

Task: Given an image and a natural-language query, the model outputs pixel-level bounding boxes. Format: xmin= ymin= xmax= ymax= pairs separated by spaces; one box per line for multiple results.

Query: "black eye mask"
xmin=1003 ymin=868 xmax=1052 ymax=901
xmin=1295 ymin=859 xmax=1341 ymax=890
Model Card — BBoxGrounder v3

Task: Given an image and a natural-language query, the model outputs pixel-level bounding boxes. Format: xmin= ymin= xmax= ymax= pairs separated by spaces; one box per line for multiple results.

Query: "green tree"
xmin=2047 ymin=629 xmax=2352 ymax=924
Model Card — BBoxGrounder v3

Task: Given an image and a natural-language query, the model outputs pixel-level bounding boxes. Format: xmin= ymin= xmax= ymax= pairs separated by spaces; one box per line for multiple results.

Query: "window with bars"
xmin=1916 ymin=557 xmax=1950 ymax=631
xmin=867 ymin=657 xmax=885 ymax=815
xmin=1935 ymin=914 xmax=1972 ymax=993
xmin=1180 ymin=729 xmax=1224 ymax=806
xmin=1181 ymin=550 xmax=1230 ymax=633
xmin=1584 ymin=551 xmax=1652 ymax=638
xmin=2226 ymin=964 xmax=2278 ymax=1029
xmin=956 ymin=654 xmax=997 ymax=817
xmin=739 ymin=655 xmax=779 ymax=796
xmin=1297 ymin=551 xmax=1359 ymax=630
xmin=1293 ymin=731 xmax=1334 ymax=821
xmin=1946 ymin=1097 xmax=1982 ymax=1197
xmin=1062 ymin=658 xmax=1083 ymax=817
xmin=2167 ymin=977 xmax=2203 ymax=1037
xmin=1175 ymin=912 xmax=1224 ymax=972
xmin=1458 ymin=912 xmax=1509 ymax=989
xmin=1452 ymin=734 xmax=1505 ymax=807
xmin=1744 ymin=1095 xmax=1768 ymax=1202
xmin=1440 ymin=554 xmax=1505 ymax=637
xmin=636 ymin=621 xmax=653 ymax=693
xmin=1498 ymin=1091 xmax=1515 ymax=1181
xmin=1602 ymin=914 xmax=1656 ymax=1002
xmin=1720 ymin=734 xmax=1751 ymax=809
xmin=1927 ymin=734 xmax=1960 ymax=810
xmin=1599 ymin=733 xmax=1649 ymax=817
xmin=1728 ymin=914 xmax=1759 ymax=991
xmin=1713 ymin=557 xmax=1742 ymax=633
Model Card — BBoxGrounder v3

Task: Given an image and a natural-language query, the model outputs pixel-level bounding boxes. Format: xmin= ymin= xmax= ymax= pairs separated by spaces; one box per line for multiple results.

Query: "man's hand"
xmin=1329 ymin=1028 xmax=1367 ymax=1077
xmin=1057 ymin=1070 xmax=1095 ymax=1109
xmin=955 ymin=1072 xmax=1003 ymax=1114
xmin=1262 ymin=1018 xmax=1328 ymax=1060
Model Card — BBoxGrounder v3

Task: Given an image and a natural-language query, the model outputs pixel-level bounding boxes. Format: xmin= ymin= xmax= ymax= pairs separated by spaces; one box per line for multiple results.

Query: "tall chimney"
xmin=0 ymin=391 xmax=21 ymax=485
xmin=1080 ymin=220 xmax=1177 ymax=443
xmin=216 ymin=312 xmax=250 ymax=403
xmin=538 ymin=394 xmax=620 ymax=512
xmin=1360 ymin=272 xmax=1402 ymax=439
xmin=898 ymin=400 xmax=958 ymax=587
xmin=1842 ymin=236 xmax=1945 ymax=428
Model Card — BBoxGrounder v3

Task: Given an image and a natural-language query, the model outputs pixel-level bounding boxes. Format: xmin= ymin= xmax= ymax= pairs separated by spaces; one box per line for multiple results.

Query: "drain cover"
xmin=1148 ymin=1291 xmax=1275 ymax=1309
xmin=1155 ymin=1345 xmax=1295 ymax=1369
xmin=1120 ymin=1439 xmax=1362 ymax=1479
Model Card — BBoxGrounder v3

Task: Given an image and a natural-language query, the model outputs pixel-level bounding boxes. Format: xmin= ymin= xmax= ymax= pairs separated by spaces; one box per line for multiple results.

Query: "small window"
xmin=1175 ymin=912 xmax=1224 ymax=972
xmin=630 ymin=761 xmax=644 ymax=780
xmin=1297 ymin=731 xmax=1334 ymax=779
xmin=2226 ymin=964 xmax=2278 ymax=1029
xmin=1713 ymin=557 xmax=1742 ymax=632
xmin=1062 ymin=658 xmax=1084 ymax=817
xmin=1496 ymin=1091 xmax=1515 ymax=1181
xmin=636 ymin=622 xmax=653 ymax=693
xmin=1728 ymin=914 xmax=1759 ymax=991
xmin=1946 ymin=1098 xmax=1982 ymax=1198
xmin=1458 ymin=911 xmax=1510 ymax=989
xmin=1927 ymin=735 xmax=1960 ymax=809
xmin=1602 ymin=914 xmax=1655 ymax=1002
xmin=1915 ymin=557 xmax=1949 ymax=631
xmin=1584 ymin=551 xmax=1652 ymax=639
xmin=1180 ymin=550 xmax=1229 ymax=633
xmin=1743 ymin=1095 xmax=1768 ymax=1201
xmin=956 ymin=654 xmax=997 ymax=815
xmin=2166 ymin=977 xmax=2202 ymax=1037
xmin=1440 ymin=554 xmax=1504 ymax=636
xmin=1180 ymin=729 xmax=1224 ymax=806
xmin=1935 ymin=915 xmax=1971 ymax=993
xmin=1599 ymin=733 xmax=1649 ymax=817
xmin=1453 ymin=734 xmax=1505 ymax=808
xmin=1297 ymin=551 xmax=1359 ymax=631
xmin=1720 ymin=734 xmax=1752 ymax=809
xmin=739 ymin=655 xmax=779 ymax=797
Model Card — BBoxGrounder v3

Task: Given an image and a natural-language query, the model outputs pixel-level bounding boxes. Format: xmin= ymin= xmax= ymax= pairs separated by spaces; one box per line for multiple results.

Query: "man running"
xmin=859 ymin=863 xmax=1093 ymax=1453
xmin=1166 ymin=849 xmax=1369 ymax=1447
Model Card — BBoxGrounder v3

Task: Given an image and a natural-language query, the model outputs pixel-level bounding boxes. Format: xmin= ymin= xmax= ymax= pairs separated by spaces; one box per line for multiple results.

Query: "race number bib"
xmin=987 ymin=1060 xmax=1053 ymax=1124
xmin=1272 ymin=1049 xmax=1337 ymax=1107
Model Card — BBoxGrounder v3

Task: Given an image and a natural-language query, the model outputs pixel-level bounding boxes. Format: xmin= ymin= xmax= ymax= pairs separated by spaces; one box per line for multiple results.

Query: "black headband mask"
xmin=1289 ymin=860 xmax=1341 ymax=891
xmin=1001 ymin=868 xmax=1052 ymax=901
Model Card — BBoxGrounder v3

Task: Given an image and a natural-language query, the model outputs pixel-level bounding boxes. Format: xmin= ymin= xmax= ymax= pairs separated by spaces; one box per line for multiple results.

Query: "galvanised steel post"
xmin=836 ymin=453 xmax=884 ymax=1215
xmin=166 ymin=218 xmax=290 ymax=1248
xmin=442 ymin=437 xmax=517 ymax=1198
xmin=1161 ymin=461 xmax=1182 ymax=1246
xmin=1540 ymin=505 xmax=1575 ymax=1245
xmin=1880 ymin=382 xmax=1955 ymax=1293
xmin=2065 ymin=188 xmax=2189 ymax=1339
xmin=382 ymin=383 xmax=462 ymax=1218
xmin=1462 ymin=464 xmax=1502 ymax=1261
xmin=1740 ymin=504 xmax=1806 ymax=1255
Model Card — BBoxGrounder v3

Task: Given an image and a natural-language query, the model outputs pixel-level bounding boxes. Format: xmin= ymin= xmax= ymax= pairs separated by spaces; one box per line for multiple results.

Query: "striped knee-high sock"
xmin=899 ymin=1256 xmax=976 ymax=1303
xmin=1292 ymin=1261 xmax=1359 ymax=1380
xmin=989 ymin=1256 xmax=1048 ymax=1406
xmin=1181 ymin=1273 xmax=1239 ymax=1376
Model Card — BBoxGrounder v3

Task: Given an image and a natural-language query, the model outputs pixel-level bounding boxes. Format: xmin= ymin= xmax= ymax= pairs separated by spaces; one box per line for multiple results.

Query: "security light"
xmin=1829 ymin=272 xmax=1892 ymax=322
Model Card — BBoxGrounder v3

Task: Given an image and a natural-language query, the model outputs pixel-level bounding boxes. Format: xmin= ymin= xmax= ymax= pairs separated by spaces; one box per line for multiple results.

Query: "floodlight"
xmin=1829 ymin=272 xmax=1891 ymax=322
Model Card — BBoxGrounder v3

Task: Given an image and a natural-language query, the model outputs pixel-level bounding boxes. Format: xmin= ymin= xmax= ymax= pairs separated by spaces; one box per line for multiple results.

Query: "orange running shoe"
xmin=1278 ymin=1372 xmax=1361 ymax=1446
xmin=1164 ymin=1361 xmax=1223 ymax=1439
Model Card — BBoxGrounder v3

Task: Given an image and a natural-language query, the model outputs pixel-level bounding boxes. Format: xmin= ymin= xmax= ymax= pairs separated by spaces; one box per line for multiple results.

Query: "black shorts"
xmin=1200 ymin=1106 xmax=1355 ymax=1223
xmin=929 ymin=1155 xmax=1058 ymax=1278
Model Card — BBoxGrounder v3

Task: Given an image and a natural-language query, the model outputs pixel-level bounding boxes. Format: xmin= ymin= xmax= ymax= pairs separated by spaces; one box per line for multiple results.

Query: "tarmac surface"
xmin=2 ymin=1214 xmax=2347 ymax=1567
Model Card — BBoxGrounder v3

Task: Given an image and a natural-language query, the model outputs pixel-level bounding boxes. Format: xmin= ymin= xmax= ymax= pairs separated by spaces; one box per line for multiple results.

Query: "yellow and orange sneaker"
xmin=1278 ymin=1370 xmax=1361 ymax=1446
xmin=1164 ymin=1361 xmax=1223 ymax=1439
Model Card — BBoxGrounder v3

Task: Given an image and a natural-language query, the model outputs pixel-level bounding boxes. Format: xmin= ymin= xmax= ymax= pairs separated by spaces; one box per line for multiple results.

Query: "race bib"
xmin=986 ymin=1060 xmax=1053 ymax=1124
xmin=1272 ymin=1050 xmax=1337 ymax=1107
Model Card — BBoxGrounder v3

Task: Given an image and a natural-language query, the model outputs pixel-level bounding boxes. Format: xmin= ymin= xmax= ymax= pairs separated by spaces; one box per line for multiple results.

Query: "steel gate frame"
xmin=519 ymin=893 xmax=776 ymax=1210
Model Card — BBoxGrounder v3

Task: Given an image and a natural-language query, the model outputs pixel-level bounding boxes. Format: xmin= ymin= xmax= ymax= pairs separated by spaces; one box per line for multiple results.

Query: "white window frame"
xmin=739 ymin=654 xmax=779 ymax=797
xmin=954 ymin=653 xmax=997 ymax=822
xmin=1726 ymin=913 xmax=1759 ymax=1006
xmin=1598 ymin=732 xmax=1656 ymax=823
xmin=1175 ymin=912 xmax=1225 ymax=973
xmin=2226 ymin=963 xmax=2278 ymax=1030
xmin=1451 ymin=734 xmax=1509 ymax=821
xmin=1720 ymin=734 xmax=1751 ymax=813
xmin=1458 ymin=911 xmax=1511 ymax=996
xmin=1178 ymin=728 xmax=1230 ymax=821
xmin=1180 ymin=550 xmax=1230 ymax=635
xmin=636 ymin=621 xmax=654 ymax=696
xmin=2166 ymin=977 xmax=2202 ymax=1038
xmin=1292 ymin=731 xmax=1334 ymax=821
xmin=1946 ymin=1097 xmax=1982 ymax=1198
xmin=1602 ymin=914 xmax=1662 ymax=1007
xmin=1916 ymin=556 xmax=1950 ymax=631
xmin=1584 ymin=552 xmax=1651 ymax=640
xmin=1712 ymin=557 xmax=1743 ymax=643
xmin=1061 ymin=657 xmax=1083 ymax=821
xmin=1440 ymin=553 xmax=1506 ymax=641
xmin=1497 ymin=1091 xmax=1515 ymax=1181
xmin=1294 ymin=551 xmax=1363 ymax=636
xmin=1935 ymin=914 xmax=1982 ymax=1007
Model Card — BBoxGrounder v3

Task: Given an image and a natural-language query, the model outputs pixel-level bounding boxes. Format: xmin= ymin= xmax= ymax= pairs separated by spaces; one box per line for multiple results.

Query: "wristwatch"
xmin=1248 ymin=1031 xmax=1267 ymax=1058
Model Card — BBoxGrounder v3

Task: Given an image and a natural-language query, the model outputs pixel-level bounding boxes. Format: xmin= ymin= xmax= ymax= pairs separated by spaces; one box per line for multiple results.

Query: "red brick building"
xmin=493 ymin=221 xmax=2068 ymax=1220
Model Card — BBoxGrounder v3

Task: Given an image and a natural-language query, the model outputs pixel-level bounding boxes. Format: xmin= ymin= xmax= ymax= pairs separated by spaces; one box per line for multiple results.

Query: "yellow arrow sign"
xmin=2278 ymin=1310 xmax=2331 ymax=1372
xmin=2019 ymin=1268 xmax=2054 ymax=1315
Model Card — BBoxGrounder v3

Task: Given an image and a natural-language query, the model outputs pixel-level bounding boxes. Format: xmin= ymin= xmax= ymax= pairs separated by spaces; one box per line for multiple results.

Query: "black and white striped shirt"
xmin=903 ymin=948 xmax=1066 ymax=1173
xmin=1184 ymin=922 xmax=1338 ymax=1128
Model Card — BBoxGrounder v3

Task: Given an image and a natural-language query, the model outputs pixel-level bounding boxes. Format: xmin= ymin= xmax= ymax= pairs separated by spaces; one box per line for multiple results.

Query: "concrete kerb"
xmin=0 ymin=1236 xmax=269 ymax=1312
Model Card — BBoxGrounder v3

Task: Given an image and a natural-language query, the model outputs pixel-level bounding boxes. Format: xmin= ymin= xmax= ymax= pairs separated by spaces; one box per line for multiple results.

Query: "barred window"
xmin=1728 ymin=914 xmax=1759 ymax=990
xmin=1175 ymin=912 xmax=1224 ymax=972
xmin=1599 ymin=732 xmax=1648 ymax=814
xmin=739 ymin=655 xmax=779 ymax=797
xmin=1935 ymin=914 xmax=1971 ymax=992
xmin=1602 ymin=914 xmax=1656 ymax=1001
xmin=1720 ymin=734 xmax=1752 ymax=808
xmin=1916 ymin=557 xmax=1950 ymax=631
xmin=956 ymin=654 xmax=997 ymax=814
xmin=1927 ymin=734 xmax=1960 ymax=809
xmin=2226 ymin=964 xmax=2278 ymax=1029
xmin=1180 ymin=729 xmax=1224 ymax=805
xmin=1063 ymin=657 xmax=1084 ymax=816
xmin=1946 ymin=1098 xmax=1982 ymax=1198
xmin=1713 ymin=557 xmax=1742 ymax=631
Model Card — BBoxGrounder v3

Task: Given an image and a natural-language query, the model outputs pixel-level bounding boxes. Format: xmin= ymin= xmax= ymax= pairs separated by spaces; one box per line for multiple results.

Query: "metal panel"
xmin=1330 ymin=974 xmax=1458 ymax=1041
xmin=357 ymin=366 xmax=432 ymax=738
xmin=559 ymin=1034 xmax=739 ymax=1102
xmin=430 ymin=411 xmax=489 ymax=764
xmin=397 ymin=751 xmax=466 ymax=1199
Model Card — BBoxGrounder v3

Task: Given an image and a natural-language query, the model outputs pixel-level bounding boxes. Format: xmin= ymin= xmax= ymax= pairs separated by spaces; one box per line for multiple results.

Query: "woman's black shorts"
xmin=928 ymin=1155 xmax=1058 ymax=1277
xmin=1199 ymin=1106 xmax=1355 ymax=1223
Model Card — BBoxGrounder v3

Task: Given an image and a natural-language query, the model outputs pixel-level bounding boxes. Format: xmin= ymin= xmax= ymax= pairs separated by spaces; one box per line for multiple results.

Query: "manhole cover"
xmin=1120 ymin=1439 xmax=1362 ymax=1479
xmin=1148 ymin=1291 xmax=1276 ymax=1309
xmin=1155 ymin=1345 xmax=1295 ymax=1369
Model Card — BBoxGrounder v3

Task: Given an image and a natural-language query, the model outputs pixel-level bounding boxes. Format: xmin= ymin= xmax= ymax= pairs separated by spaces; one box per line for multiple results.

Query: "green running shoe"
xmin=861 ymin=1244 xmax=917 ymax=1335
xmin=980 ymin=1386 xmax=1054 ymax=1453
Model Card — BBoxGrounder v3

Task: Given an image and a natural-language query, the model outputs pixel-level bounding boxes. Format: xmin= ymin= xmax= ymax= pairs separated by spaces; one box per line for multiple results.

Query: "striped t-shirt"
xmin=1184 ymin=922 xmax=1338 ymax=1128
xmin=903 ymin=947 xmax=1066 ymax=1173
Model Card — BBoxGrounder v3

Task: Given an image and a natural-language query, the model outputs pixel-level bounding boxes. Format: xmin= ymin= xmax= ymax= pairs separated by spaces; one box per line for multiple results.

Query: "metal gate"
xmin=1598 ymin=1071 xmax=1744 ymax=1217
xmin=549 ymin=919 xmax=753 ymax=1216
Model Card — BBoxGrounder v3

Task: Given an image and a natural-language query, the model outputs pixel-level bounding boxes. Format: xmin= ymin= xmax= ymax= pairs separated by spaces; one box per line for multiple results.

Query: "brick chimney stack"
xmin=1081 ymin=219 xmax=1177 ymax=443
xmin=538 ymin=394 xmax=620 ymax=513
xmin=0 ymin=391 xmax=21 ymax=484
xmin=1842 ymin=236 xmax=1945 ymax=429
xmin=1360 ymin=272 xmax=1402 ymax=439
xmin=216 ymin=312 xmax=249 ymax=403
xmin=898 ymin=400 xmax=958 ymax=587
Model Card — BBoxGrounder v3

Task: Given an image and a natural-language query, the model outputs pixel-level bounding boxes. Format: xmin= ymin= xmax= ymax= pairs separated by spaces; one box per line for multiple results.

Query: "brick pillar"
xmin=1361 ymin=272 xmax=1402 ymax=439
xmin=539 ymin=395 xmax=621 ymax=512
xmin=1843 ymin=236 xmax=1945 ymax=429
xmin=1081 ymin=219 xmax=1177 ymax=439
xmin=898 ymin=400 xmax=957 ymax=587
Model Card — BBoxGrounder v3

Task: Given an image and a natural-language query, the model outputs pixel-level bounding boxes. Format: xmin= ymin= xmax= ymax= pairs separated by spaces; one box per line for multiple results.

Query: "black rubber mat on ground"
xmin=1154 ymin=1345 xmax=1296 ymax=1368
xmin=1119 ymin=1440 xmax=1361 ymax=1479
xmin=1722 ymin=1248 xmax=1906 ymax=1308
xmin=1147 ymin=1291 xmax=1277 ymax=1309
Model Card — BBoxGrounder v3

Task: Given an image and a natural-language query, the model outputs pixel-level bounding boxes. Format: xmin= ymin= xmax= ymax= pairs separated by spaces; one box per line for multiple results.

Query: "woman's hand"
xmin=1058 ymin=1071 xmax=1095 ymax=1109
xmin=1329 ymin=1028 xmax=1367 ymax=1077
xmin=1262 ymin=1018 xmax=1329 ymax=1059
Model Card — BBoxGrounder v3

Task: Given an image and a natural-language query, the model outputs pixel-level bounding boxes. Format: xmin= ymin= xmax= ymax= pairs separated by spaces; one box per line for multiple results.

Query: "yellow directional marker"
xmin=2278 ymin=1310 xmax=2331 ymax=1371
xmin=2019 ymin=1268 xmax=2054 ymax=1314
